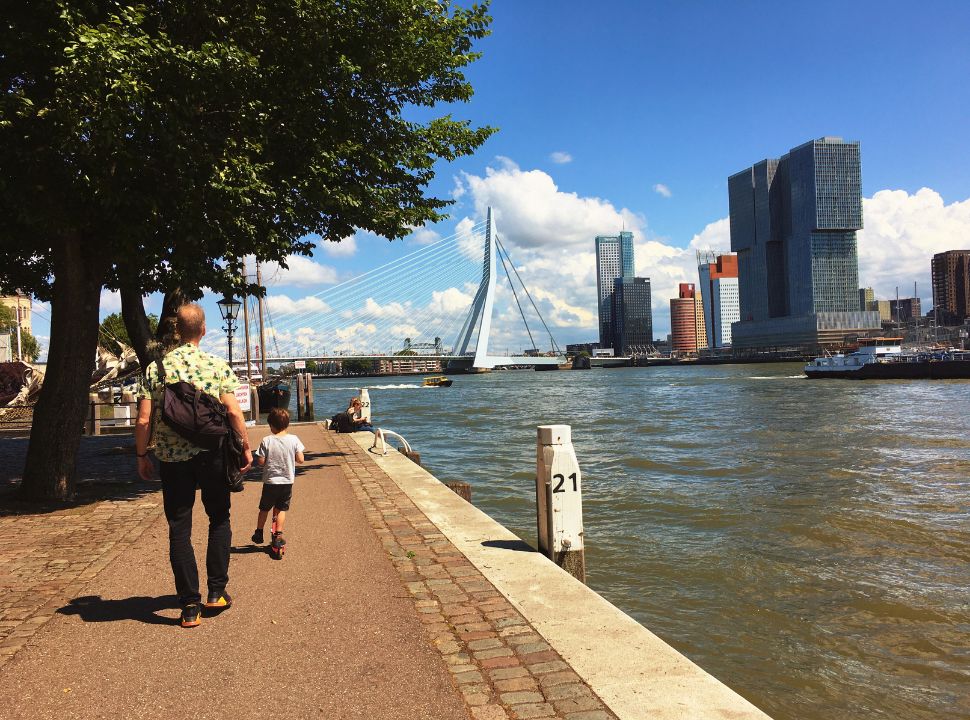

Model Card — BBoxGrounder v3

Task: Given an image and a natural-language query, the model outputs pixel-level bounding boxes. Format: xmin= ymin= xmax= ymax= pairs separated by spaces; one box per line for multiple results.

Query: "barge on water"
xmin=804 ymin=337 xmax=970 ymax=379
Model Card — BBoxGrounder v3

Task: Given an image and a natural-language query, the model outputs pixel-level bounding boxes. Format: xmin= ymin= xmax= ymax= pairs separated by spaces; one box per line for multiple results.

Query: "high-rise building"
xmin=859 ymin=287 xmax=875 ymax=312
xmin=889 ymin=297 xmax=922 ymax=323
xmin=611 ymin=277 xmax=653 ymax=353
xmin=670 ymin=283 xmax=706 ymax=354
xmin=728 ymin=137 xmax=880 ymax=349
xmin=595 ymin=231 xmax=635 ymax=348
xmin=931 ymin=250 xmax=970 ymax=326
xmin=697 ymin=252 xmax=740 ymax=349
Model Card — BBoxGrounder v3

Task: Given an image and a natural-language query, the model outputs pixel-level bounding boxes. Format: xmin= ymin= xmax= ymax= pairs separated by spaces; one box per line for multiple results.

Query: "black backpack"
xmin=155 ymin=359 xmax=229 ymax=450
xmin=330 ymin=411 xmax=354 ymax=433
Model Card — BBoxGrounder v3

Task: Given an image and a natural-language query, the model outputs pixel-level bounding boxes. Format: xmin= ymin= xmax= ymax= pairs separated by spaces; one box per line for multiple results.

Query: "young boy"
xmin=251 ymin=408 xmax=305 ymax=553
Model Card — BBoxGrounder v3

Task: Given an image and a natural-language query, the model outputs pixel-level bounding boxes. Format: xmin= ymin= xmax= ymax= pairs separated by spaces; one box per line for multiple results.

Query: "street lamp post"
xmin=216 ymin=294 xmax=242 ymax=367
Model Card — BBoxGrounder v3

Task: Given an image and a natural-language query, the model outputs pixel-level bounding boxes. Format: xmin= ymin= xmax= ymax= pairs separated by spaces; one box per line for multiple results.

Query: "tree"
xmin=98 ymin=312 xmax=158 ymax=358
xmin=0 ymin=304 xmax=41 ymax=362
xmin=342 ymin=358 xmax=375 ymax=375
xmin=1 ymin=1 xmax=494 ymax=500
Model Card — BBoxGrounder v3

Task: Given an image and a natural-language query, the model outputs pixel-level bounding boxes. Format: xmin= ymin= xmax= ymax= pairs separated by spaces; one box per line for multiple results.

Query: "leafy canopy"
xmin=0 ymin=0 xmax=494 ymax=300
xmin=98 ymin=311 xmax=158 ymax=356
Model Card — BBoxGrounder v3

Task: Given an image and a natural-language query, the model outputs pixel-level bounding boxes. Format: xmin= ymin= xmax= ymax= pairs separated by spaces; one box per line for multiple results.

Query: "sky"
xmin=29 ymin=1 xmax=970 ymax=360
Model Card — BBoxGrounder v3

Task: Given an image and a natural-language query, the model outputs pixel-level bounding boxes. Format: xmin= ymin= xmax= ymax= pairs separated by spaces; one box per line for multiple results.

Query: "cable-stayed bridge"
xmin=263 ymin=208 xmax=565 ymax=371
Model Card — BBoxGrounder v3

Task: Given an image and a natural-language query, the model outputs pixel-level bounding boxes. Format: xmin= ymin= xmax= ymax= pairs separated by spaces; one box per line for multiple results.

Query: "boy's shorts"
xmin=258 ymin=484 xmax=293 ymax=512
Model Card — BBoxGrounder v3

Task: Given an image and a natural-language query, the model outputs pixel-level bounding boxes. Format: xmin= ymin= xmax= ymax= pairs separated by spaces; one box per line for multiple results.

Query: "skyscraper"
xmin=611 ymin=276 xmax=653 ymax=353
xmin=595 ymin=231 xmax=634 ymax=348
xmin=859 ymin=287 xmax=875 ymax=312
xmin=931 ymin=250 xmax=970 ymax=326
xmin=697 ymin=252 xmax=740 ymax=349
xmin=670 ymin=283 xmax=706 ymax=354
xmin=728 ymin=137 xmax=880 ymax=349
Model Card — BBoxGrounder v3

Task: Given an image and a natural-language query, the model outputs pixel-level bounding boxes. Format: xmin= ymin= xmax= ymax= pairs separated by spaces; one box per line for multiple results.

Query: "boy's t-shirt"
xmin=254 ymin=433 xmax=305 ymax=485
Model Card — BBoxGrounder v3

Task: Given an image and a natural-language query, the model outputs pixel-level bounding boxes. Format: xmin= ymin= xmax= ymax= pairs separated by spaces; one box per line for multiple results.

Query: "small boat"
xmin=257 ymin=379 xmax=292 ymax=409
xmin=422 ymin=376 xmax=453 ymax=387
xmin=804 ymin=337 xmax=970 ymax=379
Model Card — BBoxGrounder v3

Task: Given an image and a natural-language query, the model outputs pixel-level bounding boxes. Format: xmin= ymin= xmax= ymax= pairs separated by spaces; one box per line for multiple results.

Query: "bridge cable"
xmin=495 ymin=235 xmax=563 ymax=355
xmin=495 ymin=239 xmax=538 ymax=354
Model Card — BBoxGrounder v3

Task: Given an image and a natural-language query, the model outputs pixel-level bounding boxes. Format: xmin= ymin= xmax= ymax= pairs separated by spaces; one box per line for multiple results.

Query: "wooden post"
xmin=296 ymin=372 xmax=305 ymax=421
xmin=303 ymin=372 xmax=314 ymax=421
xmin=536 ymin=424 xmax=585 ymax=583
xmin=445 ymin=480 xmax=471 ymax=502
xmin=251 ymin=385 xmax=260 ymax=423
xmin=87 ymin=393 xmax=101 ymax=436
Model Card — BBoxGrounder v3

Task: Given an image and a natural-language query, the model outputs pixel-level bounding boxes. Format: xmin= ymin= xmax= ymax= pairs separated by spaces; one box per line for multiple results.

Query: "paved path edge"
xmin=348 ymin=432 xmax=774 ymax=720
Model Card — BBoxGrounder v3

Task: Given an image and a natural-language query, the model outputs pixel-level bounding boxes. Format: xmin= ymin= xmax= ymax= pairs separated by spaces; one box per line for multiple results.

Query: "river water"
xmin=301 ymin=365 xmax=970 ymax=720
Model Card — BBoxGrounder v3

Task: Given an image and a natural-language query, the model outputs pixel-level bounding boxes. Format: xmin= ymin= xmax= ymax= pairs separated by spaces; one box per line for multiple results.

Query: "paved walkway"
xmin=0 ymin=426 xmax=616 ymax=720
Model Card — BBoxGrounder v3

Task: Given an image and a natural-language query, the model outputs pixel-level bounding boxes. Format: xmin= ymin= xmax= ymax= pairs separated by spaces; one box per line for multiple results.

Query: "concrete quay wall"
xmin=350 ymin=433 xmax=773 ymax=720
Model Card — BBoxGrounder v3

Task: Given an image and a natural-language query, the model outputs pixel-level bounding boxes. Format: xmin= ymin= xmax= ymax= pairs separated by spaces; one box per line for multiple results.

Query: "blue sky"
xmin=30 ymin=1 xmax=970 ymax=359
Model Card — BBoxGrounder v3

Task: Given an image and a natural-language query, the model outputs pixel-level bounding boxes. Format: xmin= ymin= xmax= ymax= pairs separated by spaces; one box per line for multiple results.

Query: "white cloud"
xmin=408 ymin=226 xmax=442 ymax=245
xmin=688 ymin=217 xmax=731 ymax=252
xmin=550 ymin=151 xmax=573 ymax=164
xmin=265 ymin=294 xmax=331 ymax=316
xmin=428 ymin=287 xmax=474 ymax=317
xmin=99 ymin=289 xmax=121 ymax=313
xmin=653 ymin=183 xmax=672 ymax=198
xmin=858 ymin=188 xmax=970 ymax=303
xmin=459 ymin=158 xmax=644 ymax=249
xmin=362 ymin=298 xmax=409 ymax=318
xmin=319 ymin=235 xmax=357 ymax=258
xmin=261 ymin=255 xmax=338 ymax=287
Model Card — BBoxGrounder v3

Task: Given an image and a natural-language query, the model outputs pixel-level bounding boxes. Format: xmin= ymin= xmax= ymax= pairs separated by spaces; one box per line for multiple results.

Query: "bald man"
xmin=135 ymin=303 xmax=253 ymax=628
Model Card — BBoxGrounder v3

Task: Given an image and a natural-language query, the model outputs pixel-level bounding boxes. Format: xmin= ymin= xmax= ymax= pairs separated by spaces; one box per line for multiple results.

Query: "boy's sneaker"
xmin=180 ymin=603 xmax=202 ymax=628
xmin=204 ymin=591 xmax=232 ymax=611
xmin=251 ymin=529 xmax=264 ymax=544
xmin=272 ymin=533 xmax=286 ymax=548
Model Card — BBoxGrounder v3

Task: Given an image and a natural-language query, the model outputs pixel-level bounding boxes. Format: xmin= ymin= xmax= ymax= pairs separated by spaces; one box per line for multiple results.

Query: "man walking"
xmin=135 ymin=303 xmax=252 ymax=627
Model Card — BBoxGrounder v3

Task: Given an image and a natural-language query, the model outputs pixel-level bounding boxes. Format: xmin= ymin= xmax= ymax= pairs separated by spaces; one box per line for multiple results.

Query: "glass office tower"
xmin=611 ymin=276 xmax=653 ymax=353
xmin=728 ymin=137 xmax=880 ymax=350
xmin=595 ymin=231 xmax=634 ymax=348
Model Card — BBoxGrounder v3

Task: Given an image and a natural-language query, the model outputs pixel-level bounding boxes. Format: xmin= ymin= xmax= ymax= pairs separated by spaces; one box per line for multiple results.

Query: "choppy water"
xmin=299 ymin=366 xmax=970 ymax=720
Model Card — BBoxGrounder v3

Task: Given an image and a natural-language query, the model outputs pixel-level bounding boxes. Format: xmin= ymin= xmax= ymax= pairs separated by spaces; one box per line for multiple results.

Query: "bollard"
xmin=445 ymin=480 xmax=471 ymax=502
xmin=536 ymin=424 xmax=585 ymax=583
xmin=251 ymin=385 xmax=260 ymax=423
xmin=296 ymin=373 xmax=305 ymax=421
xmin=121 ymin=391 xmax=136 ymax=429
xmin=304 ymin=372 xmax=315 ymax=421
xmin=87 ymin=393 xmax=102 ymax=436
xmin=359 ymin=388 xmax=372 ymax=423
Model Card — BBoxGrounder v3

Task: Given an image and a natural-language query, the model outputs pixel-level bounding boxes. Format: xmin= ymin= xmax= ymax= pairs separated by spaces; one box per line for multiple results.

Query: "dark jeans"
xmin=159 ymin=451 xmax=231 ymax=607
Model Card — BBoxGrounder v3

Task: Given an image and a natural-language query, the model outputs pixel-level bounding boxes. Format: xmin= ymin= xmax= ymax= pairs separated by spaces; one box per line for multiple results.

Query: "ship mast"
xmin=242 ymin=258 xmax=253 ymax=381
xmin=257 ymin=261 xmax=268 ymax=378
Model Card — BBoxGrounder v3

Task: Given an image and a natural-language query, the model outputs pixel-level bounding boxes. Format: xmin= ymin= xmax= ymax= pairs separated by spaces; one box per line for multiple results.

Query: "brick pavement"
xmin=0 ymin=437 xmax=163 ymax=669
xmin=331 ymin=432 xmax=619 ymax=720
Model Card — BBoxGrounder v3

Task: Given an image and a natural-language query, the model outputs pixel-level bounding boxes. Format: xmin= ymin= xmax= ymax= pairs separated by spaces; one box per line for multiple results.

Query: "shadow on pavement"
xmin=57 ymin=594 xmax=179 ymax=626
xmin=230 ymin=545 xmax=269 ymax=555
xmin=481 ymin=539 xmax=537 ymax=553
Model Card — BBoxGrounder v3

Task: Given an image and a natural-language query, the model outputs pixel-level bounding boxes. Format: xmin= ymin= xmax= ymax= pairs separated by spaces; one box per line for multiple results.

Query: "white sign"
xmin=235 ymin=383 xmax=251 ymax=412
xmin=536 ymin=424 xmax=584 ymax=556
xmin=294 ymin=360 xmax=306 ymax=369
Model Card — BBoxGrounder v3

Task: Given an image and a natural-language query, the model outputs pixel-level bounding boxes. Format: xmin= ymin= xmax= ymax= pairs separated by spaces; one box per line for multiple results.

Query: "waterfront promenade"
xmin=0 ymin=426 xmax=628 ymax=720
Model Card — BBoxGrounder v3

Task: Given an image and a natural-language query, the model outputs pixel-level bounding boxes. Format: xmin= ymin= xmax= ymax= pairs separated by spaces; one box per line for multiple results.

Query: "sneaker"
xmin=204 ymin=591 xmax=232 ymax=611
xmin=272 ymin=533 xmax=286 ymax=548
xmin=251 ymin=529 xmax=264 ymax=544
xmin=180 ymin=603 xmax=202 ymax=628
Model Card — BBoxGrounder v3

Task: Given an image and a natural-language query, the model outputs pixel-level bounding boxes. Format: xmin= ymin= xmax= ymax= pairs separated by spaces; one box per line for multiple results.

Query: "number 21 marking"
xmin=552 ymin=473 xmax=578 ymax=493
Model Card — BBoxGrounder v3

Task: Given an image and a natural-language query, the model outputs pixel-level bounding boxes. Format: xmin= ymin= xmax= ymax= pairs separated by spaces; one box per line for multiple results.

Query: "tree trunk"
xmin=19 ymin=235 xmax=106 ymax=502
xmin=120 ymin=283 xmax=158 ymax=371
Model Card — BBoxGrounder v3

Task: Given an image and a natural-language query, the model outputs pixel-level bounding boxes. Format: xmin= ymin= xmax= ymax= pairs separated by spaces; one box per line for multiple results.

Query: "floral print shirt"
xmin=139 ymin=343 xmax=239 ymax=462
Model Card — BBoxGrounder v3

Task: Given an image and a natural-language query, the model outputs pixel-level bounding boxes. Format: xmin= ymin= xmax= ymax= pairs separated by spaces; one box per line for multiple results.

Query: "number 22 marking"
xmin=552 ymin=473 xmax=578 ymax=493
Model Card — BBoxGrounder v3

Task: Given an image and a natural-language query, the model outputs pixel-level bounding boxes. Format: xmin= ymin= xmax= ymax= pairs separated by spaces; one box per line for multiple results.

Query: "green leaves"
xmin=0 ymin=1 xmax=494 ymax=302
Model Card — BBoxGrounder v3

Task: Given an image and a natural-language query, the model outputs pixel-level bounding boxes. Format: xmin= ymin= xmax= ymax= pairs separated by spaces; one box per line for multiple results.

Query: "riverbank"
xmin=0 ymin=426 xmax=770 ymax=719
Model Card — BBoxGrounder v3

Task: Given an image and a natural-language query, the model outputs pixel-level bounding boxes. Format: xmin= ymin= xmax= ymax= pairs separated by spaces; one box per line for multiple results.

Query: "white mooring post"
xmin=535 ymin=424 xmax=586 ymax=583
xmin=359 ymin=388 xmax=372 ymax=423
